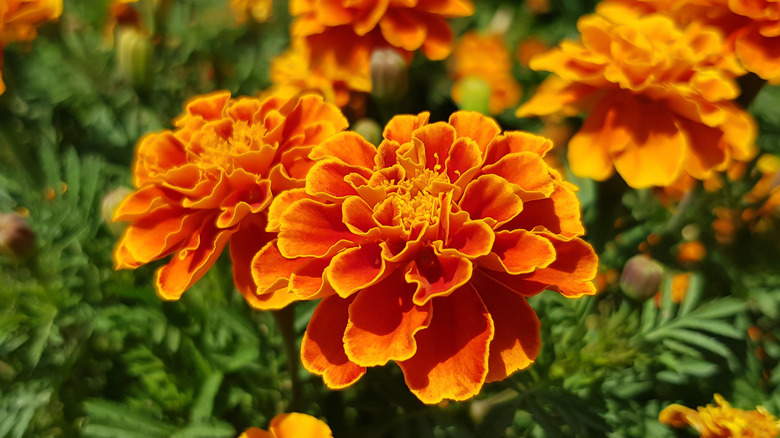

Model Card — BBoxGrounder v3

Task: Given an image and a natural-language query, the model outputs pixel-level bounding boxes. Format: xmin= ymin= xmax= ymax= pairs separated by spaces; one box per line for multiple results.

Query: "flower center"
xmin=390 ymin=167 xmax=453 ymax=234
xmin=190 ymin=121 xmax=259 ymax=172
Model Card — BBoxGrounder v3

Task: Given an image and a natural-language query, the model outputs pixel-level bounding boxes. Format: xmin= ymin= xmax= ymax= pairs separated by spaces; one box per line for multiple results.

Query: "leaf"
xmin=189 ymin=372 xmax=224 ymax=423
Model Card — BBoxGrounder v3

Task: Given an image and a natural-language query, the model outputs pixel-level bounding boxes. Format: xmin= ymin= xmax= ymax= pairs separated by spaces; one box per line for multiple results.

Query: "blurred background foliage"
xmin=1 ymin=0 xmax=779 ymax=437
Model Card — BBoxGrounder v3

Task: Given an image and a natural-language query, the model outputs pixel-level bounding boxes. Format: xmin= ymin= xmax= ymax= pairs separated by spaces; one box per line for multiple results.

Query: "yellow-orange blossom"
xmin=251 ymin=111 xmax=597 ymax=403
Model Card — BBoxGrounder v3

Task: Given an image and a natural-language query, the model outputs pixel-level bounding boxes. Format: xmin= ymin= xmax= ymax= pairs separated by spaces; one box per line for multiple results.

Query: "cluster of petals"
xmin=289 ymin=0 xmax=474 ymax=95
xmin=251 ymin=111 xmax=598 ymax=403
xmin=239 ymin=413 xmax=333 ymax=438
xmin=262 ymin=38 xmax=357 ymax=108
xmin=659 ymin=394 xmax=780 ymax=437
xmin=0 ymin=0 xmax=62 ymax=94
xmin=607 ymin=0 xmax=780 ymax=83
xmin=113 ymin=91 xmax=348 ymax=306
xmin=451 ymin=31 xmax=522 ymax=114
xmin=517 ymin=4 xmax=757 ymax=188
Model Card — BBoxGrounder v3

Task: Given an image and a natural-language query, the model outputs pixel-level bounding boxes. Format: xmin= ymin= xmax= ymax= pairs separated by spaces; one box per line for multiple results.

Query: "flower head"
xmin=290 ymin=0 xmax=475 ymax=94
xmin=0 ymin=0 xmax=62 ymax=94
xmin=517 ymin=5 xmax=757 ymax=188
xmin=240 ymin=413 xmax=332 ymax=438
xmin=113 ymin=91 xmax=348 ymax=306
xmin=659 ymin=394 xmax=780 ymax=437
xmin=231 ymin=0 xmax=272 ymax=24
xmin=451 ymin=31 xmax=521 ymax=115
xmin=607 ymin=0 xmax=780 ymax=83
xmin=252 ymin=111 xmax=597 ymax=403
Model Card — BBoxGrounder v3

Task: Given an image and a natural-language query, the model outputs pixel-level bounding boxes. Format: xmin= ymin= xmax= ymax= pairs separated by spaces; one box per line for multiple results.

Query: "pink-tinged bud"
xmin=101 ymin=187 xmax=133 ymax=236
xmin=620 ymin=254 xmax=664 ymax=301
xmin=370 ymin=48 xmax=408 ymax=102
xmin=0 ymin=213 xmax=36 ymax=259
xmin=351 ymin=118 xmax=382 ymax=146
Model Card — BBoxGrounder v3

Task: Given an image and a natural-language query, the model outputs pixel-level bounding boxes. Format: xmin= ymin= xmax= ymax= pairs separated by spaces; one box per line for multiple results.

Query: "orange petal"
xmin=379 ymin=9 xmax=427 ymax=51
xmin=482 ymin=152 xmax=554 ymax=197
xmin=114 ymin=209 xmax=207 ymax=269
xmin=113 ymin=185 xmax=172 ymax=221
xmin=155 ymin=224 xmax=234 ymax=300
xmin=448 ymin=111 xmax=501 ymax=153
xmin=305 ymin=159 xmax=373 ymax=201
xmin=327 ymin=243 xmax=388 ymax=298
xmin=610 ymin=99 xmax=687 ymax=188
xmin=567 ymin=95 xmax=627 ymax=182
xmin=419 ymin=14 xmax=455 ymax=60
xmin=268 ymin=413 xmax=333 ymax=438
xmin=277 ymin=199 xmax=359 ymax=258
xmin=405 ymin=249 xmax=473 ymax=306
xmin=290 ymin=257 xmax=332 ymax=299
xmin=416 ymin=0 xmax=475 ymax=17
xmin=518 ymin=234 xmax=598 ymax=298
xmin=343 ymin=275 xmax=432 ymax=366
xmin=181 ymin=91 xmax=230 ymax=121
xmin=309 ymin=131 xmax=378 ymax=168
xmin=441 ymin=219 xmax=495 ymax=258
xmin=301 ymin=295 xmax=367 ymax=389
xmin=478 ymin=229 xmax=556 ymax=275
xmin=229 ymin=215 xmax=272 ymax=300
xmin=735 ymin=30 xmax=780 ymax=83
xmin=398 ymin=283 xmax=494 ymax=404
xmin=132 ymin=132 xmax=187 ymax=187
xmin=250 ymin=240 xmax=308 ymax=309
xmin=459 ymin=174 xmax=523 ymax=227
xmin=238 ymin=427 xmax=273 ymax=438
xmin=383 ymin=112 xmax=431 ymax=144
xmin=677 ymin=117 xmax=726 ymax=179
xmin=266 ymin=188 xmax=312 ymax=233
xmin=471 ymin=271 xmax=541 ymax=382
xmin=412 ymin=122 xmax=457 ymax=170
xmin=502 ymin=183 xmax=585 ymax=237
xmin=342 ymin=196 xmax=381 ymax=235
xmin=446 ymin=137 xmax=484 ymax=190
xmin=516 ymin=76 xmax=595 ymax=118
xmin=484 ymin=132 xmax=553 ymax=165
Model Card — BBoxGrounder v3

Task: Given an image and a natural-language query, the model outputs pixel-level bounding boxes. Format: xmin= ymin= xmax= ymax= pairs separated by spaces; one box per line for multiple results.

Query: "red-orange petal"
xmin=482 ymin=152 xmax=554 ymax=197
xmin=309 ymin=131 xmax=378 ymax=168
xmin=277 ymin=199 xmax=358 ymax=258
xmin=448 ymin=111 xmax=501 ymax=153
xmin=406 ymin=250 xmax=473 ymax=306
xmin=343 ymin=275 xmax=432 ymax=366
xmin=301 ymin=295 xmax=367 ymax=389
xmin=383 ymin=112 xmax=431 ymax=144
xmin=484 ymin=131 xmax=553 ymax=165
xmin=519 ymin=234 xmax=598 ymax=298
xmin=567 ymin=95 xmax=626 ymax=182
xmin=268 ymin=412 xmax=333 ymax=438
xmin=229 ymin=215 xmax=272 ymax=302
xmin=398 ymin=283 xmax=494 ymax=404
xmin=502 ymin=183 xmax=585 ymax=237
xmin=478 ymin=229 xmax=556 ymax=274
xmin=305 ymin=159 xmax=373 ymax=201
xmin=459 ymin=174 xmax=523 ymax=227
xmin=327 ymin=243 xmax=388 ymax=298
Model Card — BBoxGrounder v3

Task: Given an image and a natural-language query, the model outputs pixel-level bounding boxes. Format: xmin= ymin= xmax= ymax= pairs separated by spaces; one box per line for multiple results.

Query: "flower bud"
xmin=116 ymin=26 xmax=153 ymax=89
xmin=0 ymin=213 xmax=36 ymax=259
xmin=351 ymin=118 xmax=382 ymax=146
xmin=102 ymin=187 xmax=133 ymax=236
xmin=620 ymin=254 xmax=664 ymax=301
xmin=370 ymin=48 xmax=408 ymax=102
xmin=453 ymin=76 xmax=491 ymax=115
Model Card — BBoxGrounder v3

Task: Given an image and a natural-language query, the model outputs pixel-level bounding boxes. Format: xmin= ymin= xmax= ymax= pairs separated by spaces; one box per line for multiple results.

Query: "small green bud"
xmin=116 ymin=27 xmax=153 ymax=89
xmin=370 ymin=48 xmax=408 ymax=102
xmin=101 ymin=187 xmax=133 ymax=236
xmin=620 ymin=254 xmax=664 ymax=301
xmin=455 ymin=76 xmax=491 ymax=115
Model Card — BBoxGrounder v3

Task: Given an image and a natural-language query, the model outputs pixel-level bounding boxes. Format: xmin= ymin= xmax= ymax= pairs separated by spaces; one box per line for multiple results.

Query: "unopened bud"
xmin=0 ymin=213 xmax=36 ymax=259
xmin=453 ymin=76 xmax=491 ymax=115
xmin=370 ymin=48 xmax=408 ymax=102
xmin=116 ymin=27 xmax=152 ymax=89
xmin=620 ymin=255 xmax=664 ymax=301
xmin=102 ymin=187 xmax=133 ymax=236
xmin=351 ymin=118 xmax=382 ymax=146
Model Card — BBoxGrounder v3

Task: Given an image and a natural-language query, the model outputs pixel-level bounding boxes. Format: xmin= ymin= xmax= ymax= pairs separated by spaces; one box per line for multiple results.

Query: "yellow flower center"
xmin=189 ymin=121 xmax=261 ymax=172
xmin=389 ymin=167 xmax=454 ymax=236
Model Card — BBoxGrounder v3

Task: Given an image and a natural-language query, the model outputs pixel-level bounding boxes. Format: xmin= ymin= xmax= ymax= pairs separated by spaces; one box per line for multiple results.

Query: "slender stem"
xmin=736 ymin=73 xmax=766 ymax=109
xmin=272 ymin=304 xmax=301 ymax=411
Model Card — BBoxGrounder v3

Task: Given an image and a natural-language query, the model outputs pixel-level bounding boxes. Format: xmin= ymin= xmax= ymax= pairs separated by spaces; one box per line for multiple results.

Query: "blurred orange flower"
xmin=289 ymin=0 xmax=474 ymax=94
xmin=113 ymin=91 xmax=348 ymax=305
xmin=231 ymin=0 xmax=272 ymax=23
xmin=240 ymin=413 xmax=333 ymax=438
xmin=261 ymin=38 xmax=355 ymax=107
xmin=746 ymin=154 xmax=780 ymax=217
xmin=607 ymin=0 xmax=780 ymax=83
xmin=451 ymin=31 xmax=521 ymax=114
xmin=0 ymin=0 xmax=62 ymax=94
xmin=517 ymin=5 xmax=757 ymax=188
xmin=252 ymin=111 xmax=597 ymax=403
xmin=660 ymin=394 xmax=780 ymax=437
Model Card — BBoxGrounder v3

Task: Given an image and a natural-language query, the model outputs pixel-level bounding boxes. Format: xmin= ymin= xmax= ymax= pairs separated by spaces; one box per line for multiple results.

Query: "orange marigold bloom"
xmin=251 ymin=111 xmax=598 ymax=403
xmin=261 ymin=38 xmax=356 ymax=107
xmin=516 ymin=5 xmax=757 ymax=188
xmin=113 ymin=91 xmax=348 ymax=305
xmin=451 ymin=31 xmax=522 ymax=115
xmin=231 ymin=0 xmax=272 ymax=24
xmin=0 ymin=0 xmax=62 ymax=94
xmin=240 ymin=413 xmax=333 ymax=438
xmin=677 ymin=240 xmax=706 ymax=263
xmin=290 ymin=0 xmax=474 ymax=94
xmin=660 ymin=394 xmax=780 ymax=437
xmin=607 ymin=0 xmax=780 ymax=83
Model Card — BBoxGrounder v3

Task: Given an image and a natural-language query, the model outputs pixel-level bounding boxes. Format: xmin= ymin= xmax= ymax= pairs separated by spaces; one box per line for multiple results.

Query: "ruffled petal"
xmin=327 ymin=243 xmax=388 ymax=297
xmin=517 ymin=234 xmax=598 ymax=298
xmin=405 ymin=249 xmax=473 ymax=305
xmin=309 ymin=131 xmax=378 ymax=168
xmin=482 ymin=152 xmax=555 ymax=197
xmin=398 ymin=283 xmax=494 ymax=404
xmin=268 ymin=413 xmax=333 ymax=438
xmin=448 ymin=111 xmax=501 ymax=153
xmin=459 ymin=174 xmax=523 ymax=227
xmin=277 ymin=199 xmax=359 ymax=258
xmin=477 ymin=229 xmax=556 ymax=275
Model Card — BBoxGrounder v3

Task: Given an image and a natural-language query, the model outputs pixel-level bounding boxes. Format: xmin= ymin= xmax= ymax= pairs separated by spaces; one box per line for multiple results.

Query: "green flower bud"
xmin=351 ymin=118 xmax=382 ymax=146
xmin=116 ymin=27 xmax=152 ymax=89
xmin=454 ymin=76 xmax=491 ymax=115
xmin=620 ymin=254 xmax=664 ymax=301
xmin=370 ymin=48 xmax=408 ymax=102
xmin=102 ymin=187 xmax=133 ymax=236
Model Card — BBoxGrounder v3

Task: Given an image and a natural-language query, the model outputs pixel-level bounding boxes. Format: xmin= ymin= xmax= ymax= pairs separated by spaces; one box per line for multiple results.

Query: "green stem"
xmin=272 ymin=304 xmax=301 ymax=411
xmin=736 ymin=73 xmax=766 ymax=109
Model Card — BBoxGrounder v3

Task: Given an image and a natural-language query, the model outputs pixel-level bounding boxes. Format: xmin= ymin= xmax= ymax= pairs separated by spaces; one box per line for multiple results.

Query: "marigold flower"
xmin=659 ymin=394 xmax=780 ymax=437
xmin=516 ymin=5 xmax=757 ymax=188
xmin=113 ymin=91 xmax=348 ymax=305
xmin=290 ymin=0 xmax=474 ymax=94
xmin=231 ymin=0 xmax=272 ymax=24
xmin=240 ymin=413 xmax=333 ymax=438
xmin=677 ymin=240 xmax=706 ymax=263
xmin=251 ymin=111 xmax=597 ymax=403
xmin=607 ymin=0 xmax=780 ymax=83
xmin=451 ymin=31 xmax=521 ymax=115
xmin=0 ymin=0 xmax=62 ymax=94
